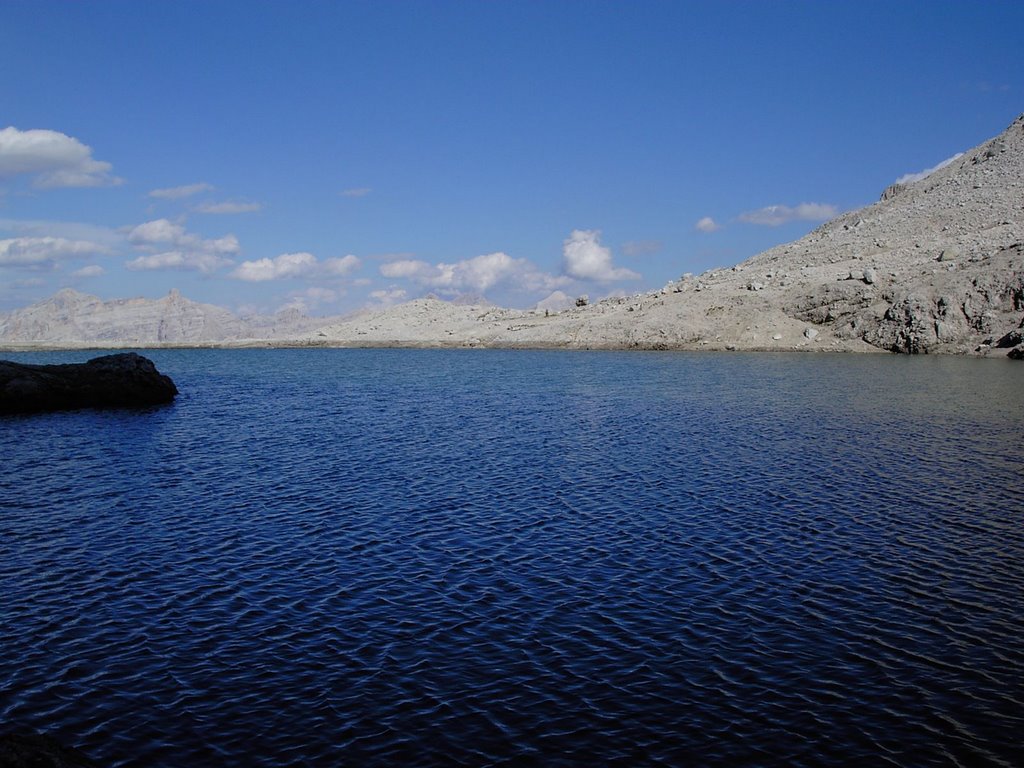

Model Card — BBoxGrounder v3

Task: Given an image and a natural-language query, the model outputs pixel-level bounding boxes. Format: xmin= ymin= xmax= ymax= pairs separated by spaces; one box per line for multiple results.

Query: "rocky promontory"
xmin=0 ymin=353 xmax=178 ymax=414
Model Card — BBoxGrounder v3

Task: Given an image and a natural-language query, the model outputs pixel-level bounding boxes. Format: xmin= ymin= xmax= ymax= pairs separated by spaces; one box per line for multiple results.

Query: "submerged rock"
xmin=0 ymin=353 xmax=178 ymax=414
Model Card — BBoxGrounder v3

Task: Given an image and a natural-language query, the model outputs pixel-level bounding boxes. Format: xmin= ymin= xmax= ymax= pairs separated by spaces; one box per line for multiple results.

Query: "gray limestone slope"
xmin=310 ymin=113 xmax=1024 ymax=356
xmin=0 ymin=289 xmax=339 ymax=346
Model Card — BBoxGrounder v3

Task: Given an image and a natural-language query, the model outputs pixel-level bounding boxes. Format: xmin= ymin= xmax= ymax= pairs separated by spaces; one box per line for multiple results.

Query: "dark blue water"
xmin=2 ymin=349 xmax=1022 ymax=766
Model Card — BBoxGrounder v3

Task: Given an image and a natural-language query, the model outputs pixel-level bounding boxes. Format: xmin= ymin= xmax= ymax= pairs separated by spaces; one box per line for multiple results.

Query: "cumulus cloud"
xmin=322 ymin=254 xmax=361 ymax=276
xmin=738 ymin=203 xmax=839 ymax=227
xmin=72 ymin=265 xmax=104 ymax=278
xmin=148 ymin=182 xmax=214 ymax=199
xmin=193 ymin=200 xmax=263 ymax=214
xmin=126 ymin=251 xmax=231 ymax=273
xmin=695 ymin=216 xmax=721 ymax=233
xmin=380 ymin=252 xmax=566 ymax=295
xmin=125 ymin=218 xmax=239 ymax=273
xmin=341 ymin=187 xmax=371 ymax=197
xmin=0 ymin=126 xmax=121 ymax=188
xmin=894 ymin=153 xmax=964 ymax=185
xmin=230 ymin=252 xmax=361 ymax=282
xmin=0 ymin=236 xmax=111 ymax=268
xmin=562 ymin=230 xmax=640 ymax=282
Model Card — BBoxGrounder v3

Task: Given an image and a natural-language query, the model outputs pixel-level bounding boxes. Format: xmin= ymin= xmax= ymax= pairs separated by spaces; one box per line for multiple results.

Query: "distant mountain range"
xmin=3 ymin=114 xmax=1022 ymax=357
xmin=0 ymin=288 xmax=343 ymax=345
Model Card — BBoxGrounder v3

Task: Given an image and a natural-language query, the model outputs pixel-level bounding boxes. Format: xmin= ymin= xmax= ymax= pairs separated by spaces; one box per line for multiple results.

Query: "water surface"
xmin=2 ymin=349 xmax=1022 ymax=766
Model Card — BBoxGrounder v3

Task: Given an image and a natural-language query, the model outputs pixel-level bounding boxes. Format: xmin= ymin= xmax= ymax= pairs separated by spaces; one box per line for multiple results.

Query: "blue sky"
xmin=1 ymin=1 xmax=1020 ymax=315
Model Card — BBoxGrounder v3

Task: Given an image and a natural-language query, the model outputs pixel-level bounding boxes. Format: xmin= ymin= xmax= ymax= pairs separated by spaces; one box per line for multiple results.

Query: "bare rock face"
xmin=0 ymin=353 xmax=178 ymax=414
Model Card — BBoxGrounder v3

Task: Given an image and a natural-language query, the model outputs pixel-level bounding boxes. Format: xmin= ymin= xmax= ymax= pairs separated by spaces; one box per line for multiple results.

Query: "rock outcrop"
xmin=0 ymin=353 xmax=178 ymax=414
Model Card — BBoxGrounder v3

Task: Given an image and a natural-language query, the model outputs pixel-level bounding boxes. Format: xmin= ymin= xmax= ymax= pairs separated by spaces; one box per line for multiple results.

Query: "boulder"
xmin=0 ymin=353 xmax=178 ymax=414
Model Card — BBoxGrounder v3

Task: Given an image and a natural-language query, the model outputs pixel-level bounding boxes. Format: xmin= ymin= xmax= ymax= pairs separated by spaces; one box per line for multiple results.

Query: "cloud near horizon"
xmin=737 ymin=202 xmax=838 ymax=227
xmin=0 ymin=127 xmax=121 ymax=188
xmin=148 ymin=182 xmax=214 ymax=200
xmin=380 ymin=251 xmax=567 ymax=296
xmin=125 ymin=218 xmax=239 ymax=273
xmin=0 ymin=236 xmax=112 ymax=269
xmin=231 ymin=252 xmax=361 ymax=282
xmin=562 ymin=230 xmax=640 ymax=282
xmin=894 ymin=153 xmax=964 ymax=185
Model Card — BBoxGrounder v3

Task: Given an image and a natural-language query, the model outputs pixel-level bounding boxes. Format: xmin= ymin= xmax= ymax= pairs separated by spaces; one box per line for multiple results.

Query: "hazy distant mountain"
xmin=0 ymin=288 xmax=337 ymax=345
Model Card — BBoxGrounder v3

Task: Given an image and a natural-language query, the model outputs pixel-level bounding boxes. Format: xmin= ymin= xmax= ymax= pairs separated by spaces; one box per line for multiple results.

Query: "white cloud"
xmin=126 ymin=251 xmax=234 ymax=273
xmin=232 ymin=252 xmax=317 ymax=281
xmin=695 ymin=216 xmax=721 ymax=233
xmin=72 ymin=265 xmax=104 ymax=278
xmin=323 ymin=254 xmax=361 ymax=276
xmin=125 ymin=218 xmax=240 ymax=273
xmin=0 ymin=126 xmax=121 ymax=188
xmin=894 ymin=153 xmax=964 ymax=185
xmin=379 ymin=252 xmax=565 ymax=295
xmin=128 ymin=218 xmax=187 ymax=245
xmin=738 ymin=202 xmax=838 ymax=227
xmin=148 ymin=182 xmax=214 ymax=199
xmin=0 ymin=236 xmax=111 ymax=268
xmin=370 ymin=288 xmax=408 ymax=305
xmin=230 ymin=252 xmax=362 ymax=282
xmin=562 ymin=229 xmax=640 ymax=282
xmin=380 ymin=259 xmax=437 ymax=281
xmin=194 ymin=200 xmax=263 ymax=214
xmin=341 ymin=187 xmax=371 ymax=197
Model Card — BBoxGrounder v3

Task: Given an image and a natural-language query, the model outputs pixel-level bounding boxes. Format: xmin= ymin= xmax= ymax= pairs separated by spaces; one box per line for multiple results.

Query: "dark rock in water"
xmin=0 ymin=353 xmax=178 ymax=414
xmin=0 ymin=732 xmax=97 ymax=768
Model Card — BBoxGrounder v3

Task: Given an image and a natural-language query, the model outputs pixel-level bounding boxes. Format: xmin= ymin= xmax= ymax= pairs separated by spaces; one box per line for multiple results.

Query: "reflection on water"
xmin=2 ymin=349 xmax=1022 ymax=766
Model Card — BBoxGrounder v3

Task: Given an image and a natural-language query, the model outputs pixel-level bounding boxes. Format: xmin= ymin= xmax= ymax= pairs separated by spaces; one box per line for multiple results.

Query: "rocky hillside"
xmin=309 ymin=113 xmax=1024 ymax=358
xmin=0 ymin=289 xmax=337 ymax=346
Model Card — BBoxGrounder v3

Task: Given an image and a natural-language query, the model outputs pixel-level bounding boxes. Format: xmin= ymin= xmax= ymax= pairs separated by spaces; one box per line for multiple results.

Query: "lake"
xmin=1 ymin=349 xmax=1022 ymax=766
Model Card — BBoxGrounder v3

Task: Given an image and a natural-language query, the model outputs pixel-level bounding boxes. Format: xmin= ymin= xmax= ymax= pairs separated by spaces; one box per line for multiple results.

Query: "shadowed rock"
xmin=0 ymin=353 xmax=178 ymax=414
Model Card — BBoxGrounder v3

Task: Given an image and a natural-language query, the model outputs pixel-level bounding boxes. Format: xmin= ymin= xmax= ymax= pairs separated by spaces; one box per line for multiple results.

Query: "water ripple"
xmin=1 ymin=349 xmax=1022 ymax=766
